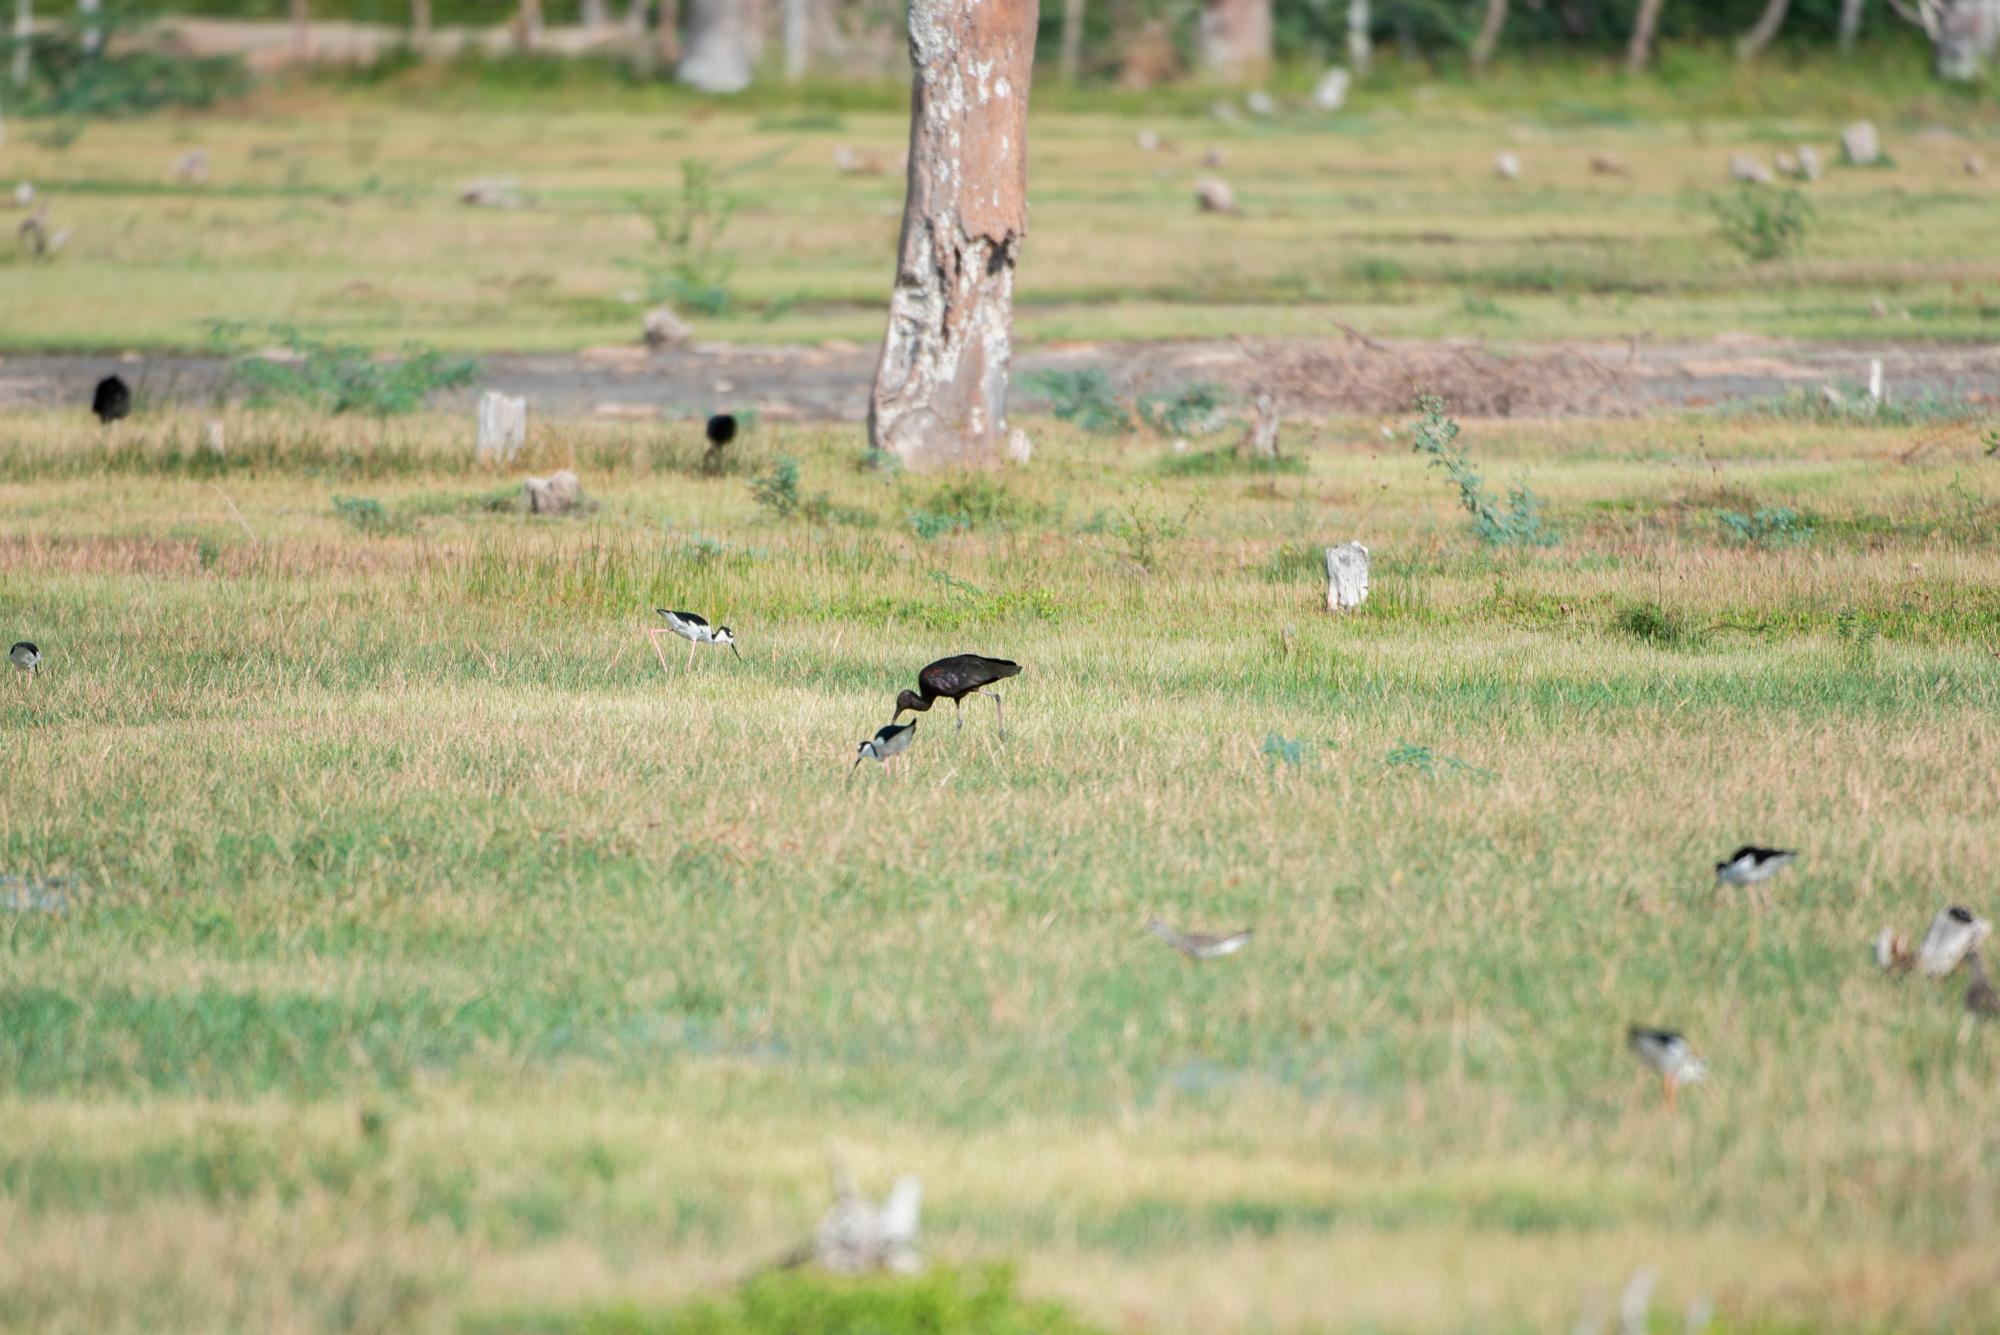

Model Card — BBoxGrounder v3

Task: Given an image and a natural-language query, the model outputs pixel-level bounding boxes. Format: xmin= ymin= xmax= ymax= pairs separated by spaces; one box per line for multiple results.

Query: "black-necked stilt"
xmin=9 ymin=641 xmax=40 ymax=687
xmin=1966 ymin=950 xmax=2000 ymax=1018
xmin=1919 ymin=904 xmax=1992 ymax=979
xmin=1627 ymin=1024 xmax=1707 ymax=1110
xmin=649 ymin=609 xmax=739 ymax=672
xmin=852 ymin=720 xmax=917 ymax=773
xmin=92 ymin=375 xmax=131 ymax=426
xmin=894 ymin=654 xmax=1022 ymax=738
xmin=1714 ymin=845 xmax=1797 ymax=908
xmin=1147 ymin=919 xmax=1253 ymax=961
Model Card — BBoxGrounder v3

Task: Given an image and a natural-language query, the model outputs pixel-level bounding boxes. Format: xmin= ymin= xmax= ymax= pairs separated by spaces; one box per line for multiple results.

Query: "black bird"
xmin=91 ymin=375 xmax=131 ymax=425
xmin=1967 ymin=949 xmax=2000 ymax=1019
xmin=706 ymin=414 xmax=737 ymax=448
xmin=9 ymin=641 xmax=40 ymax=687
xmin=1714 ymin=845 xmax=1797 ymax=908
xmin=852 ymin=720 xmax=918 ymax=773
xmin=894 ymin=654 xmax=1021 ymax=738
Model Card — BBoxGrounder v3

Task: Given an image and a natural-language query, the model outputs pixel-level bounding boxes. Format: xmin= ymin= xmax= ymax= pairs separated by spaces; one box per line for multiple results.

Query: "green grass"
xmin=2 ymin=403 xmax=2000 ymax=1330
xmin=3 ymin=61 xmax=1998 ymax=352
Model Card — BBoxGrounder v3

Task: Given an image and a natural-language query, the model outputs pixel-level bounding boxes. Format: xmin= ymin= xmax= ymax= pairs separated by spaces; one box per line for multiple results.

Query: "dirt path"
xmin=4 ymin=337 xmax=1997 ymax=425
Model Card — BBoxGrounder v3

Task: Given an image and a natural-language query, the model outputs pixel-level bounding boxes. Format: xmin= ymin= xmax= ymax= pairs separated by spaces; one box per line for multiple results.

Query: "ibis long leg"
xmin=992 ymin=690 xmax=1005 ymax=739
xmin=954 ymin=697 xmax=964 ymax=732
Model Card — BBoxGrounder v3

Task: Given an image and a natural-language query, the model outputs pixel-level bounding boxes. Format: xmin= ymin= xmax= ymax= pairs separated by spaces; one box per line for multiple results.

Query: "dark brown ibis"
xmin=893 ymin=654 xmax=1021 ymax=738
xmin=92 ymin=375 xmax=131 ymax=426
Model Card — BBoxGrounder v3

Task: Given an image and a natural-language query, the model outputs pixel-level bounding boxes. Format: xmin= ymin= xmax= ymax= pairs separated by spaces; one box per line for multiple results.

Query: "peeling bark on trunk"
xmin=1735 ymin=0 xmax=1791 ymax=58
xmin=1059 ymin=0 xmax=1084 ymax=81
xmin=1626 ymin=0 xmax=1665 ymax=70
xmin=1346 ymin=0 xmax=1371 ymax=73
xmin=868 ymin=0 xmax=1036 ymax=469
xmin=1198 ymin=0 xmax=1270 ymax=83
xmin=1468 ymin=0 xmax=1507 ymax=69
xmin=678 ymin=0 xmax=751 ymax=91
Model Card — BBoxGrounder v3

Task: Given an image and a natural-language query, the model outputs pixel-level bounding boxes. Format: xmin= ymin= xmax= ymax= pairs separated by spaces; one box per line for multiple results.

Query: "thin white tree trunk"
xmin=869 ymin=0 xmax=1037 ymax=468
xmin=516 ymin=0 xmax=544 ymax=51
xmin=290 ymin=0 xmax=309 ymax=60
xmin=656 ymin=0 xmax=681 ymax=63
xmin=1468 ymin=0 xmax=1507 ymax=69
xmin=582 ymin=0 xmax=611 ymax=27
xmin=1058 ymin=0 xmax=1083 ymax=80
xmin=1735 ymin=0 xmax=1791 ymax=58
xmin=678 ymin=0 xmax=749 ymax=88
xmin=11 ymin=0 xmax=30 ymax=86
xmin=1627 ymin=0 xmax=1665 ymax=70
xmin=411 ymin=0 xmax=431 ymax=42
xmin=78 ymin=0 xmax=99 ymax=56
xmin=1198 ymin=0 xmax=1270 ymax=83
xmin=624 ymin=0 xmax=646 ymax=32
xmin=1346 ymin=0 xmax=1370 ymax=73
xmin=783 ymin=0 xmax=807 ymax=79
xmin=1838 ymin=0 xmax=1865 ymax=51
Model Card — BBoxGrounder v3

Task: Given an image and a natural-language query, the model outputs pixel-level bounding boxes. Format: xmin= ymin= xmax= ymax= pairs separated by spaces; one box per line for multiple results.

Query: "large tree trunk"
xmin=656 ymin=0 xmax=681 ymax=63
xmin=868 ymin=0 xmax=1036 ymax=469
xmin=678 ymin=0 xmax=750 ymax=89
xmin=1198 ymin=0 xmax=1270 ymax=83
xmin=1468 ymin=0 xmax=1507 ymax=68
xmin=782 ymin=0 xmax=807 ymax=79
xmin=1838 ymin=0 xmax=1864 ymax=51
xmin=1735 ymin=0 xmax=1791 ymax=57
xmin=11 ymin=0 xmax=30 ymax=86
xmin=516 ymin=0 xmax=543 ymax=51
xmin=1346 ymin=0 xmax=1371 ymax=73
xmin=1626 ymin=0 xmax=1665 ymax=69
xmin=1058 ymin=0 xmax=1083 ymax=80
xmin=1933 ymin=0 xmax=2000 ymax=76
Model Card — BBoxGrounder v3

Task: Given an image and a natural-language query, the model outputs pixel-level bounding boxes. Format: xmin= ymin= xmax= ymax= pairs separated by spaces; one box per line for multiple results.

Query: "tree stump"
xmin=1241 ymin=391 xmax=1280 ymax=457
xmin=1841 ymin=120 xmax=1880 ymax=165
xmin=477 ymin=392 xmax=528 ymax=464
xmin=1325 ymin=541 xmax=1369 ymax=612
xmin=678 ymin=0 xmax=753 ymax=92
xmin=868 ymin=0 xmax=1038 ymax=469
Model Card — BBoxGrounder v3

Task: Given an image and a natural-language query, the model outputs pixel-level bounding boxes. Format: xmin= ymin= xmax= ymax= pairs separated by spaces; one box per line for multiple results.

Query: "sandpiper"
xmin=894 ymin=654 xmax=1022 ymax=738
xmin=649 ymin=609 xmax=739 ymax=672
xmin=9 ymin=641 xmax=40 ymax=687
xmin=1714 ymin=845 xmax=1797 ymax=908
xmin=91 ymin=374 xmax=131 ymax=426
xmin=1918 ymin=905 xmax=1992 ymax=979
xmin=1966 ymin=950 xmax=2000 ymax=1018
xmin=852 ymin=720 xmax=917 ymax=774
xmin=1626 ymin=1024 xmax=1708 ymax=1110
xmin=1147 ymin=919 xmax=1254 ymax=962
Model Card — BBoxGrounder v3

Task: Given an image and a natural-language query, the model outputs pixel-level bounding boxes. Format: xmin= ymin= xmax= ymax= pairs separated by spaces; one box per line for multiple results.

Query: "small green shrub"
xmin=1347 ymin=256 xmax=1407 ymax=287
xmin=1384 ymin=743 xmax=1494 ymax=779
xmin=1836 ymin=606 xmax=1879 ymax=662
xmin=1262 ymin=733 xmax=1309 ymax=768
xmin=1108 ymin=496 xmax=1201 ymax=573
xmin=1137 ymin=382 xmax=1234 ymax=438
xmin=1156 ymin=447 xmax=1304 ymax=477
xmin=1615 ymin=600 xmax=1704 ymax=649
xmin=1408 ymin=393 xmax=1555 ymax=549
xmin=331 ymin=495 xmax=395 ymax=535
xmin=1711 ymin=186 xmax=1812 ymax=262
xmin=1716 ymin=506 xmax=1813 ymax=548
xmin=628 ymin=160 xmax=737 ymax=316
xmin=213 ymin=324 xmax=477 ymax=417
xmin=749 ymin=458 xmax=803 ymax=517
xmin=1024 ymin=369 xmax=1131 ymax=434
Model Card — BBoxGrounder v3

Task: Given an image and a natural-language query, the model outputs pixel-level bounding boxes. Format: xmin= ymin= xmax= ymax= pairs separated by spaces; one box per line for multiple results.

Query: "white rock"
xmin=1967 ymin=154 xmax=1986 ymax=177
xmin=1841 ymin=120 xmax=1881 ymax=166
xmin=11 ymin=181 xmax=32 ymax=208
xmin=1245 ymin=89 xmax=1276 ymax=118
xmin=1730 ymin=153 xmax=1774 ymax=185
xmin=175 ymin=149 xmax=210 ymax=184
xmin=1795 ymin=145 xmax=1821 ymax=181
xmin=1194 ymin=177 xmax=1238 ymax=214
xmin=1004 ymin=428 xmax=1032 ymax=464
xmin=1773 ymin=151 xmax=1800 ymax=178
xmin=1493 ymin=151 xmax=1521 ymax=181
xmin=643 ymin=306 xmax=692 ymax=349
xmin=1313 ymin=67 xmax=1351 ymax=112
xmin=1325 ymin=541 xmax=1369 ymax=612
xmin=1134 ymin=129 xmax=1162 ymax=153
xmin=524 ymin=469 xmax=583 ymax=515
xmin=459 ymin=177 xmax=525 ymax=208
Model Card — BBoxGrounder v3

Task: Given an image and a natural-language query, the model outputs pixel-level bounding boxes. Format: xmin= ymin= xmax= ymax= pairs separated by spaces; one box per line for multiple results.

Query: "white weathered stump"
xmin=477 ymin=391 xmax=528 ymax=464
xmin=1493 ymin=151 xmax=1521 ymax=181
xmin=1313 ymin=66 xmax=1351 ymax=111
xmin=1325 ymin=541 xmax=1369 ymax=612
xmin=1004 ymin=427 xmax=1033 ymax=465
xmin=1919 ymin=906 xmax=1991 ymax=979
xmin=203 ymin=419 xmax=226 ymax=455
xmin=1729 ymin=153 xmax=1774 ymax=185
xmin=1841 ymin=120 xmax=1881 ymax=165
xmin=643 ymin=305 xmax=691 ymax=349
xmin=805 ymin=1163 xmax=923 ymax=1276
xmin=524 ymin=469 xmax=583 ymax=515
xmin=1242 ymin=391 xmax=1280 ymax=457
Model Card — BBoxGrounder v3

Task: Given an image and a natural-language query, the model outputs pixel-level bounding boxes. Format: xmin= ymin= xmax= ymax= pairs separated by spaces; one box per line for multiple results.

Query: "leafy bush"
xmin=1262 ymin=733 xmax=1309 ymax=768
xmin=749 ymin=458 xmax=803 ymax=518
xmin=1711 ymin=186 xmax=1812 ymax=262
xmin=1383 ymin=743 xmax=1494 ymax=779
xmin=1137 ymin=382 xmax=1233 ymax=438
xmin=1408 ymin=393 xmax=1555 ymax=548
xmin=1024 ymin=369 xmax=1131 ymax=434
xmin=331 ymin=495 xmax=396 ymax=535
xmin=1716 ymin=505 xmax=1813 ymax=548
xmin=213 ymin=324 xmax=477 ymax=417
xmin=3 ymin=5 xmax=249 ymax=122
xmin=1106 ymin=496 xmax=1201 ymax=573
xmin=629 ymin=160 xmax=737 ymax=317
xmin=1615 ymin=600 xmax=1704 ymax=649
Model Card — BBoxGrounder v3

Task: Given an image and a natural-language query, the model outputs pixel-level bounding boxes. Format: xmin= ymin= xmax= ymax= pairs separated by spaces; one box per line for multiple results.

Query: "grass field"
xmin=3 ymin=55 xmax=1999 ymax=353
xmin=4 ymin=393 xmax=2000 ymax=1331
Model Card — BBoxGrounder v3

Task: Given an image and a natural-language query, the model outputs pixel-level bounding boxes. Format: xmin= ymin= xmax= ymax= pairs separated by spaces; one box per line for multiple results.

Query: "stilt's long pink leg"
xmin=646 ymin=628 xmax=674 ymax=676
